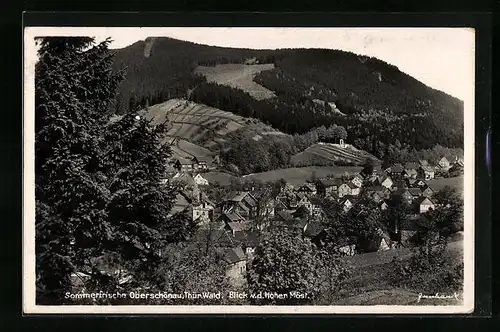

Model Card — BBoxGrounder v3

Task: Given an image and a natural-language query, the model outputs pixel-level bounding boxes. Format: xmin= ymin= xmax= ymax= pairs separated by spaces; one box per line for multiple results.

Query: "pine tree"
xmin=35 ymin=37 xmax=194 ymax=304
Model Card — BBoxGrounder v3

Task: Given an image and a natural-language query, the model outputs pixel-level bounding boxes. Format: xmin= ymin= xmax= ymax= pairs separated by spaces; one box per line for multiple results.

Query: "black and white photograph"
xmin=23 ymin=27 xmax=474 ymax=314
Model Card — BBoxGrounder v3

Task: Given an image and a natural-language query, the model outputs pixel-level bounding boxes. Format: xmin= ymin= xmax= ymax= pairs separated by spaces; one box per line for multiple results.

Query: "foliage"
xmin=390 ymin=237 xmax=463 ymax=294
xmin=313 ymin=244 xmax=353 ymax=304
xmin=247 ymin=227 xmax=322 ymax=304
xmin=152 ymin=243 xmax=231 ymax=305
xmin=35 ymin=37 xmax=195 ymax=304
xmin=340 ymin=198 xmax=385 ymax=252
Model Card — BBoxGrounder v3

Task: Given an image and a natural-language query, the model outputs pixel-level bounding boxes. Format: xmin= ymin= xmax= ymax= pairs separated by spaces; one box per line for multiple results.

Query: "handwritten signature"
xmin=417 ymin=292 xmax=460 ymax=303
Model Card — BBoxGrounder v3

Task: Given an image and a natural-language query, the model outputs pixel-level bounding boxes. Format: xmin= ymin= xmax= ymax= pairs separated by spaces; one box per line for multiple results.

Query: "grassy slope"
xmin=204 ymin=165 xmax=363 ymax=187
xmin=140 ymin=99 xmax=282 ymax=161
xmin=426 ymin=175 xmax=464 ymax=193
xmin=291 ymin=143 xmax=380 ymax=167
xmin=194 ymin=64 xmax=276 ymax=100
xmin=332 ymin=240 xmax=463 ymax=305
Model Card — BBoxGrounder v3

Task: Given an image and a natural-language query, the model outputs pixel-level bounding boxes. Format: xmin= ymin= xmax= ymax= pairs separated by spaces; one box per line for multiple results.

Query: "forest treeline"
xmin=112 ymin=37 xmax=463 ymax=153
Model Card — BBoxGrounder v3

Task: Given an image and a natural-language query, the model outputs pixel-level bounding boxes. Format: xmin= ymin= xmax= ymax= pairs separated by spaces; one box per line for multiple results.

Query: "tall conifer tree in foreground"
xmin=35 ymin=37 xmax=194 ymax=304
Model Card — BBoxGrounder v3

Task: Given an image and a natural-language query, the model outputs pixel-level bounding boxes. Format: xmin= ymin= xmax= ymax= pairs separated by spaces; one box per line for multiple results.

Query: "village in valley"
xmin=162 ymin=145 xmax=464 ymax=289
xmin=34 ymin=34 xmax=467 ymax=307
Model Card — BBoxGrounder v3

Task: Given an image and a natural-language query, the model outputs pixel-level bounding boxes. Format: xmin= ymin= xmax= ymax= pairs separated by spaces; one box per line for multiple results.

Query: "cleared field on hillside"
xmin=426 ymin=176 xmax=464 ymax=193
xmin=291 ymin=142 xmax=380 ymax=167
xmin=195 ymin=64 xmax=276 ymax=100
xmin=140 ymin=99 xmax=283 ymax=161
xmin=204 ymin=166 xmax=363 ymax=187
xmin=203 ymin=172 xmax=237 ymax=186
xmin=243 ymin=166 xmax=363 ymax=186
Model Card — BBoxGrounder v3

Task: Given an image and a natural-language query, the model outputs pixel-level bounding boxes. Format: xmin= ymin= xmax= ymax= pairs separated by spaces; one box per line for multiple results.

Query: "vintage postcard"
xmin=23 ymin=27 xmax=475 ymax=314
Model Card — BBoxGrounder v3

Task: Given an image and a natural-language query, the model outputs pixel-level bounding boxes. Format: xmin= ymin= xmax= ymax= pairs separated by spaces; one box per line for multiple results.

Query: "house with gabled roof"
xmin=393 ymin=188 xmax=414 ymax=204
xmin=173 ymin=158 xmax=194 ymax=172
xmin=348 ymin=182 xmax=360 ymax=196
xmin=339 ymin=196 xmax=356 ymax=213
xmin=193 ymin=173 xmax=209 ymax=186
xmin=414 ymin=196 xmax=437 ymax=214
xmin=218 ymin=246 xmax=247 ymax=288
xmin=387 ymin=163 xmax=404 ymax=176
xmin=421 ymin=185 xmax=435 ymax=198
xmin=376 ymin=174 xmax=394 ymax=189
xmin=338 ymin=183 xmax=352 ymax=198
xmin=225 ymin=221 xmax=253 ymax=237
xmin=315 ymin=178 xmax=342 ymax=197
xmin=220 ymin=191 xmax=258 ymax=219
xmin=364 ymin=186 xmax=390 ymax=203
xmin=233 ymin=230 xmax=260 ymax=259
xmin=216 ymin=211 xmax=247 ymax=225
xmin=408 ymin=187 xmax=423 ymax=199
xmin=191 ymin=155 xmax=215 ymax=171
xmin=418 ymin=165 xmax=436 ymax=180
xmin=438 ymin=156 xmax=451 ymax=170
xmin=308 ymin=197 xmax=325 ymax=218
xmin=296 ymin=182 xmax=317 ymax=196
xmin=403 ymin=162 xmax=419 ymax=179
xmin=351 ymin=174 xmax=364 ymax=188
xmin=312 ymin=228 xmax=357 ymax=256
xmin=395 ymin=217 xmax=420 ymax=246
xmin=419 ymin=159 xmax=429 ymax=166
xmin=407 ymin=178 xmax=427 ymax=188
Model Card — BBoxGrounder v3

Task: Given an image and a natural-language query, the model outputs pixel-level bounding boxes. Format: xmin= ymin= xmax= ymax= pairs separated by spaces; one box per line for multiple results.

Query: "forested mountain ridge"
xmin=112 ymin=37 xmax=463 ymax=152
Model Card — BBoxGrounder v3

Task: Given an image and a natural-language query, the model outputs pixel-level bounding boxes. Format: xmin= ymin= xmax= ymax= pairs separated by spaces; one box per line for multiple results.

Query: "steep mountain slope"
xmin=112 ymin=37 xmax=463 ymax=151
xmin=137 ymin=98 xmax=282 ymax=161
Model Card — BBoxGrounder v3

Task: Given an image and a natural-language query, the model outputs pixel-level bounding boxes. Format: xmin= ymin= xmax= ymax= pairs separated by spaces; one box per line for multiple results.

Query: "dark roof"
xmin=347 ymin=182 xmax=358 ymax=189
xmin=193 ymin=228 xmax=237 ymax=248
xmin=318 ymin=178 xmax=342 ymax=187
xmin=414 ymin=196 xmax=436 ymax=205
xmin=408 ymin=188 xmax=422 ymax=196
xmin=192 ymin=155 xmax=213 ymax=163
xmin=420 ymin=165 xmax=435 ymax=172
xmin=390 ymin=165 xmax=404 ymax=173
xmin=393 ymin=188 xmax=411 ymax=196
xmin=220 ymin=246 xmax=246 ymax=264
xmin=223 ymin=191 xmax=249 ymax=202
xmin=304 ymin=222 xmax=325 ymax=237
xmin=366 ymin=185 xmax=388 ymax=193
xmin=404 ymin=162 xmax=419 ymax=170
xmin=226 ymin=221 xmax=252 ymax=232
xmin=234 ymin=230 xmax=260 ymax=247
xmin=275 ymin=210 xmax=294 ymax=222
xmin=309 ymin=197 xmax=324 ymax=206
xmin=219 ymin=212 xmax=246 ymax=223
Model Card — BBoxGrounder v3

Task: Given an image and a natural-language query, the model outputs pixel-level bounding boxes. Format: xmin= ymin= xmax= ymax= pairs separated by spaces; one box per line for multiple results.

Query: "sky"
xmin=25 ymin=27 xmax=475 ymax=101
